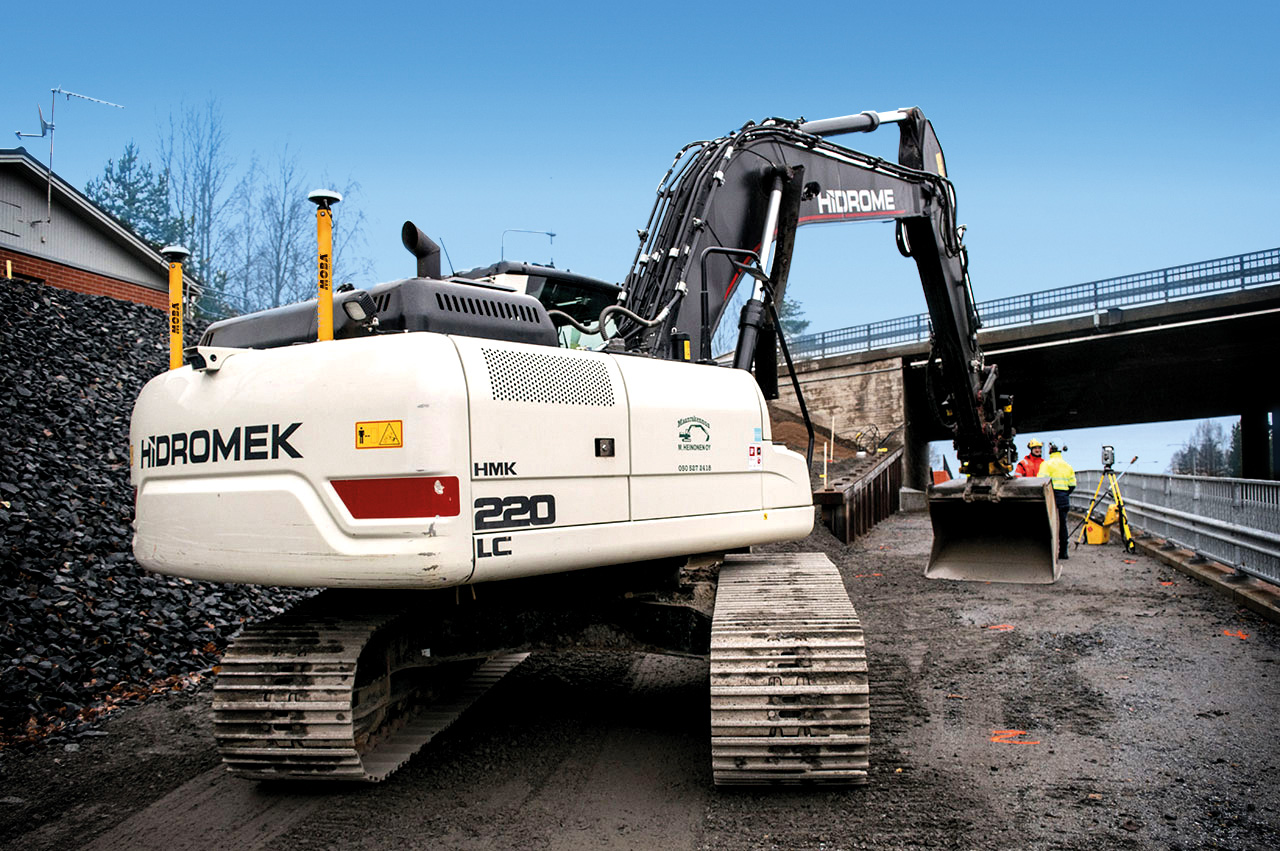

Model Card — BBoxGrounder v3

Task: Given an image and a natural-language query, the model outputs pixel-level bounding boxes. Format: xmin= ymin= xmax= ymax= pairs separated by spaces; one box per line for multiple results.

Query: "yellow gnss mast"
xmin=160 ymin=244 xmax=190 ymax=370
xmin=308 ymin=189 xmax=343 ymax=341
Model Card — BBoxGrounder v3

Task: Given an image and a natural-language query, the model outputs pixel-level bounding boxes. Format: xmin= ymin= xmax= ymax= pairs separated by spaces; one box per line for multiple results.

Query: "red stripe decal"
xmin=798 ymin=210 xmax=904 ymax=224
xmin=332 ymin=476 xmax=461 ymax=519
xmin=723 ymin=240 xmax=764 ymax=299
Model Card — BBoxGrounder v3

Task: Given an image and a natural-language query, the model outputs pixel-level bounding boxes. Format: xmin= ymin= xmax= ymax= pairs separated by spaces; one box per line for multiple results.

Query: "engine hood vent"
xmin=200 ymin=278 xmax=559 ymax=350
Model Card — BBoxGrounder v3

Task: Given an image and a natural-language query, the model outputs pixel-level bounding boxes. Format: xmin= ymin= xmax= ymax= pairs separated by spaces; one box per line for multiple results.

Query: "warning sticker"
xmin=356 ymin=420 xmax=403 ymax=449
xmin=748 ymin=443 xmax=762 ymax=469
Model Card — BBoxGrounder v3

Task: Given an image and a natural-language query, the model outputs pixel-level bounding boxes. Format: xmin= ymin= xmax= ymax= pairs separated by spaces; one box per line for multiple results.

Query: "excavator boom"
xmin=619 ymin=108 xmax=1057 ymax=582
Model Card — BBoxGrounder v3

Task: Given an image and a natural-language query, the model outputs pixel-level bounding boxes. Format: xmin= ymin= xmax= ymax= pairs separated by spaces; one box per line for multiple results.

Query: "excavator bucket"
xmin=925 ymin=476 xmax=1059 ymax=583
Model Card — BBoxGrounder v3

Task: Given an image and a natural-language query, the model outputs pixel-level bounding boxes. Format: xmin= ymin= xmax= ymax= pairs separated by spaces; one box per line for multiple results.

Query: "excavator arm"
xmin=617 ymin=108 xmax=1057 ymax=582
xmin=621 ymin=108 xmax=1011 ymax=474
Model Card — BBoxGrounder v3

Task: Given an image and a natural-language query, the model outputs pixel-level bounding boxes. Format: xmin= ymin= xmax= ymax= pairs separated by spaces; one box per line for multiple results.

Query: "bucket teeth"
xmin=710 ymin=553 xmax=869 ymax=785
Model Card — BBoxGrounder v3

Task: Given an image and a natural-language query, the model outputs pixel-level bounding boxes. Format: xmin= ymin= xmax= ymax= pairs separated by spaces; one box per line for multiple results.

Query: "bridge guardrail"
xmin=1069 ymin=470 xmax=1280 ymax=586
xmin=789 ymin=247 xmax=1280 ymax=360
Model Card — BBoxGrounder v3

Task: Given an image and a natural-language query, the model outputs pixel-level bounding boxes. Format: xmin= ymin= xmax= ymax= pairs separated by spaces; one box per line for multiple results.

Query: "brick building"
xmin=0 ymin=147 xmax=194 ymax=310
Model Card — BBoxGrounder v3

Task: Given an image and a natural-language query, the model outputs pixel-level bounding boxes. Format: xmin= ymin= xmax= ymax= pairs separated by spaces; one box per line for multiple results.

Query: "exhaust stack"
xmin=402 ymin=221 xmax=442 ymax=279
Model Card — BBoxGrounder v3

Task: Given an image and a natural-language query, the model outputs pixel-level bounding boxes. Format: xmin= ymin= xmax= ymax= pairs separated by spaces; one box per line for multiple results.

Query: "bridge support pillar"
xmin=1241 ymin=409 xmax=1273 ymax=480
xmin=903 ymin=379 xmax=932 ymax=491
xmin=903 ymin=433 xmax=930 ymax=491
xmin=1274 ymin=408 xmax=1280 ymax=482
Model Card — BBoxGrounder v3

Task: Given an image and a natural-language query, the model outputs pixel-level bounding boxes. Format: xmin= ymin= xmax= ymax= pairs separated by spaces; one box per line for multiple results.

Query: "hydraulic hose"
xmin=548 ymin=284 xmax=687 ymax=340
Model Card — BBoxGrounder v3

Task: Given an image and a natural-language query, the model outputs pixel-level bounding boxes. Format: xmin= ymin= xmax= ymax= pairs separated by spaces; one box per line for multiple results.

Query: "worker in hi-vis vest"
xmin=1040 ymin=443 xmax=1076 ymax=560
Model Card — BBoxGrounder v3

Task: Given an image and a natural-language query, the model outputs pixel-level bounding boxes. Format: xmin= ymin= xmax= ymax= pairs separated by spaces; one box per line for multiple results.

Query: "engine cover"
xmin=200 ymin=278 xmax=559 ymax=349
xmin=131 ymin=333 xmax=813 ymax=588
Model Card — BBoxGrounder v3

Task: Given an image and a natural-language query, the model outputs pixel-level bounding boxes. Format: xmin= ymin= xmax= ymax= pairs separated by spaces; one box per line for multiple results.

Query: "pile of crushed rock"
xmin=0 ymin=278 xmax=308 ymax=749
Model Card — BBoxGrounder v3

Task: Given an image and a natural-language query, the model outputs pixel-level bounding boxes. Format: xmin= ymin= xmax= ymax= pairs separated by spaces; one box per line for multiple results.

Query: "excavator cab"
xmin=453 ymin=261 xmax=623 ymax=351
xmin=925 ymin=475 xmax=1059 ymax=583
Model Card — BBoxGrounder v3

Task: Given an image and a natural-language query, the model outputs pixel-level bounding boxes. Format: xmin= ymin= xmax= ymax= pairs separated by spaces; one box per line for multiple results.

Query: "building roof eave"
xmin=0 ymin=147 xmax=200 ymax=292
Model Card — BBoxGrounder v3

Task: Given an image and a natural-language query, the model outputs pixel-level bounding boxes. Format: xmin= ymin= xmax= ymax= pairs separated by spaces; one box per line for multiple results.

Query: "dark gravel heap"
xmin=0 ymin=278 xmax=308 ymax=748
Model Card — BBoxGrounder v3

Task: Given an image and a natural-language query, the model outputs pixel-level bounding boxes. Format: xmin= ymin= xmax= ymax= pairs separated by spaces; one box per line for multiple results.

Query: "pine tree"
xmin=776 ymin=295 xmax=810 ymax=339
xmin=84 ymin=142 xmax=177 ymax=246
xmin=1227 ymin=421 xmax=1243 ymax=477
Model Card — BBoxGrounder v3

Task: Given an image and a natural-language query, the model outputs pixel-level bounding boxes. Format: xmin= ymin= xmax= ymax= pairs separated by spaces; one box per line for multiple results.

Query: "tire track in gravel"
xmin=82 ymin=769 xmax=327 ymax=851
xmin=261 ymin=651 xmax=710 ymax=851
xmin=456 ymin=653 xmax=709 ymax=851
xmin=76 ymin=654 xmax=548 ymax=851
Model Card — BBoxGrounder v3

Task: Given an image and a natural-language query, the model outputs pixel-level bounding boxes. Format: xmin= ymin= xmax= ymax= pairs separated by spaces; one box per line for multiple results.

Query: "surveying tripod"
xmin=1074 ymin=445 xmax=1136 ymax=553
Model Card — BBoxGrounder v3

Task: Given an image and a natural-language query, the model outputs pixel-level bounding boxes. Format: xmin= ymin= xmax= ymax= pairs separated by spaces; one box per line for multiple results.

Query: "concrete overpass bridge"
xmin=773 ymin=248 xmax=1280 ymax=487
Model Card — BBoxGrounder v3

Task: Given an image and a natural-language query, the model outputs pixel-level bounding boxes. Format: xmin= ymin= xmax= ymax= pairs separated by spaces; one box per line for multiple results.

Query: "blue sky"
xmin=7 ymin=1 xmax=1277 ymax=473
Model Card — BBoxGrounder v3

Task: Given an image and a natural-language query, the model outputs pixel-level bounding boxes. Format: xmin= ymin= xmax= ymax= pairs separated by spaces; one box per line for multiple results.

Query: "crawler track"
xmin=212 ymin=597 xmax=527 ymax=782
xmin=710 ymin=553 xmax=870 ymax=784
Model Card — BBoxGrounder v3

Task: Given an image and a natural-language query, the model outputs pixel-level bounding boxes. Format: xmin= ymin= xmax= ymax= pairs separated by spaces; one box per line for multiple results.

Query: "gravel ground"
xmin=1 ymin=279 xmax=1276 ymax=849
xmin=0 ymin=512 xmax=1276 ymax=850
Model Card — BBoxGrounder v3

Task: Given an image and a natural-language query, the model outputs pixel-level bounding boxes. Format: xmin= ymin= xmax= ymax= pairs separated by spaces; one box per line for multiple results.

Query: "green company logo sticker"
xmin=677 ymin=416 xmax=711 ymax=450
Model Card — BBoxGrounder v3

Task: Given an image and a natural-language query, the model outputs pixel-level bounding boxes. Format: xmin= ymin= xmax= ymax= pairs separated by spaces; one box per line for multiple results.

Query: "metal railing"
xmin=1069 ymin=470 xmax=1280 ymax=586
xmin=789 ymin=247 xmax=1280 ymax=360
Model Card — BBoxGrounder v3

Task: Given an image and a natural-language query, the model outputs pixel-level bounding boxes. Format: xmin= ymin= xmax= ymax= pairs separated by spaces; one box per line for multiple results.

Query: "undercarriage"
xmin=212 ymin=552 xmax=869 ymax=785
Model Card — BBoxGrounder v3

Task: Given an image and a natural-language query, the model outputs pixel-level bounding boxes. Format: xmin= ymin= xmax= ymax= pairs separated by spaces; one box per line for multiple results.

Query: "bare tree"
xmin=258 ymin=148 xmax=312 ymax=308
xmin=1170 ymin=420 xmax=1230 ymax=476
xmin=318 ymin=175 xmax=375 ymax=287
xmin=146 ymin=102 xmax=374 ymax=319
xmin=158 ymin=99 xmax=235 ymax=285
xmin=219 ymin=157 xmax=263 ymax=315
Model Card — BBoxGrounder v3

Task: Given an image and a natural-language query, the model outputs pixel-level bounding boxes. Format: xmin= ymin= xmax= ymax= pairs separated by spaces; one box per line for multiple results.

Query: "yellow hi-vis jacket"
xmin=1040 ymin=452 xmax=1076 ymax=491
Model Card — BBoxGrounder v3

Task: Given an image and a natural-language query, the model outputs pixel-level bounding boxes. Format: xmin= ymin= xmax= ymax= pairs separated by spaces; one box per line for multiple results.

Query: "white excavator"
xmin=130 ymin=107 xmax=1055 ymax=786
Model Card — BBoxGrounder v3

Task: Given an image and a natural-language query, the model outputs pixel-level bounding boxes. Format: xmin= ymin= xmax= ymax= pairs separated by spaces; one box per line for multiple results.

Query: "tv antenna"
xmin=15 ymin=86 xmax=125 ymax=223
xmin=502 ymin=229 xmax=556 ymax=266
